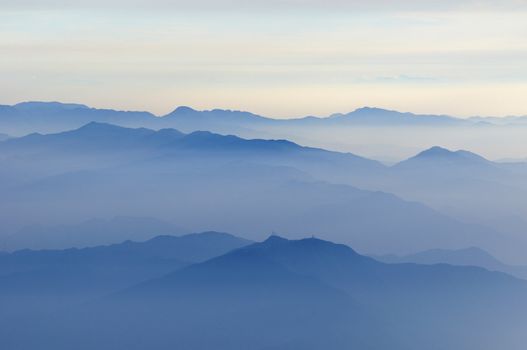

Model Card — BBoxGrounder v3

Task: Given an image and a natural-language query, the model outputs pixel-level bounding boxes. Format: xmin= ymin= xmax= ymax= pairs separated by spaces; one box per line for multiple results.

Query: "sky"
xmin=1 ymin=1 xmax=527 ymax=118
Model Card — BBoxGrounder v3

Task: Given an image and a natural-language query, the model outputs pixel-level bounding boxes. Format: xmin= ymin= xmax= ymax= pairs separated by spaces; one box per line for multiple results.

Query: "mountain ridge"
xmin=3 ymin=101 xmax=527 ymax=137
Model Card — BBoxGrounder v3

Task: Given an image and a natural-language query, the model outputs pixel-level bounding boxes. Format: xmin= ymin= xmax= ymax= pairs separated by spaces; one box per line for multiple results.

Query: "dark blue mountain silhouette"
xmin=0 ymin=232 xmax=251 ymax=325
xmin=8 ymin=235 xmax=526 ymax=350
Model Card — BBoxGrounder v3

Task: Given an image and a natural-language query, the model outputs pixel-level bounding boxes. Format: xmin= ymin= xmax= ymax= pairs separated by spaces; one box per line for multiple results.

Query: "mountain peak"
xmin=77 ymin=121 xmax=126 ymax=132
xmin=14 ymin=101 xmax=89 ymax=111
xmin=171 ymin=106 xmax=197 ymax=114
xmin=354 ymin=106 xmax=393 ymax=114
xmin=66 ymin=123 xmax=155 ymax=142
xmin=395 ymin=146 xmax=493 ymax=170
xmin=329 ymin=107 xmax=410 ymax=121
xmin=263 ymin=235 xmax=289 ymax=244
xmin=416 ymin=146 xmax=453 ymax=157
xmin=414 ymin=146 xmax=489 ymax=162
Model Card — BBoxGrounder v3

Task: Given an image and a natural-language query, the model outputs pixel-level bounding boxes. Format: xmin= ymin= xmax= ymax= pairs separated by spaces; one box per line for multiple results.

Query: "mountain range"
xmin=2 ymin=122 xmax=523 ymax=261
xmin=3 ymin=234 xmax=526 ymax=350
xmin=1 ymin=101 xmax=527 ymax=159
xmin=2 ymin=102 xmax=527 ymax=136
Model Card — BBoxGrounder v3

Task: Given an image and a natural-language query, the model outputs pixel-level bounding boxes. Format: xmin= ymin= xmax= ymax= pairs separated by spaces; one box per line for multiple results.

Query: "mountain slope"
xmin=0 ymin=231 xmax=251 ymax=277
xmin=0 ymin=124 xmax=517 ymax=259
xmin=126 ymin=236 xmax=527 ymax=349
xmin=394 ymin=146 xmax=497 ymax=172
xmin=327 ymin=107 xmax=470 ymax=126
xmin=0 ymin=101 xmax=512 ymax=136
xmin=10 ymin=236 xmax=526 ymax=350
xmin=0 ymin=231 xmax=251 ymax=333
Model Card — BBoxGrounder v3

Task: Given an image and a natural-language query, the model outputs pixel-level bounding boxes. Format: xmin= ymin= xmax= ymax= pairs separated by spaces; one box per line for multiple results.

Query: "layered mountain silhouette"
xmin=2 ymin=102 xmax=527 ymax=349
xmin=0 ymin=123 xmax=515 ymax=258
xmin=1 ymin=101 xmax=525 ymax=136
xmin=0 ymin=101 xmax=156 ymax=135
xmin=381 ymin=146 xmax=527 ymax=259
xmin=389 ymin=146 xmax=508 ymax=185
xmin=2 ymin=101 xmax=526 ymax=169
xmin=5 ymin=235 xmax=526 ymax=350
xmin=0 ymin=231 xmax=250 ymax=292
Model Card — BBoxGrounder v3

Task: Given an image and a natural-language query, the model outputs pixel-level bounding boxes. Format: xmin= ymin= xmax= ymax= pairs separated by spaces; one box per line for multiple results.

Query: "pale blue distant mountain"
xmin=1 ymin=101 xmax=522 ymax=137
xmin=397 ymin=145 xmax=493 ymax=164
xmin=14 ymin=101 xmax=90 ymax=112
xmin=0 ymin=121 xmax=347 ymax=156
xmin=0 ymin=101 xmax=156 ymax=135
xmin=0 ymin=123 xmax=512 ymax=257
xmin=376 ymin=247 xmax=527 ymax=280
xmin=382 ymin=146 xmax=527 ymax=246
xmin=0 ymin=231 xmax=252 ymax=302
xmin=470 ymin=115 xmax=527 ymax=125
xmin=327 ymin=106 xmax=471 ymax=126
xmin=393 ymin=146 xmax=499 ymax=174
xmin=0 ymin=121 xmax=384 ymax=187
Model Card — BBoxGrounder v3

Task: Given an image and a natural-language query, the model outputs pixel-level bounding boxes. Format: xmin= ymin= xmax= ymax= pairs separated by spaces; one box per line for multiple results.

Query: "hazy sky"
xmin=1 ymin=1 xmax=527 ymax=117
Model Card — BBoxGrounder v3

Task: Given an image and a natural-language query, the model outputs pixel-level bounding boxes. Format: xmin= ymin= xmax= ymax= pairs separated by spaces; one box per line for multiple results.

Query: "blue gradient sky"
xmin=1 ymin=1 xmax=527 ymax=117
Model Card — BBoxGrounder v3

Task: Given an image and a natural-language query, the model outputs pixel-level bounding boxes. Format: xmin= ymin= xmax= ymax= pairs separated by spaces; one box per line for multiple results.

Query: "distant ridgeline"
xmin=1 ymin=101 xmax=527 ymax=136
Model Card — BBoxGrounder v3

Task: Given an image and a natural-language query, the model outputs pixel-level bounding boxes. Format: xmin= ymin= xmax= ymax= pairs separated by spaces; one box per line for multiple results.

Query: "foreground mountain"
xmin=6 ymin=236 xmax=526 ymax=350
xmin=0 ymin=231 xmax=251 ymax=290
xmin=0 ymin=231 xmax=251 ymax=328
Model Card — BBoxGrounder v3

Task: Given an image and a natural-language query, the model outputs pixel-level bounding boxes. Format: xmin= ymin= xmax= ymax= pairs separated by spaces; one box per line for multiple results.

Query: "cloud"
xmin=2 ymin=0 xmax=527 ymax=12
